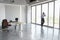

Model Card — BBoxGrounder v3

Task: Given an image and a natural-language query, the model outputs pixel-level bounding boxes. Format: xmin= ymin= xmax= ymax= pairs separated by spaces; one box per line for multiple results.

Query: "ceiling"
xmin=0 ymin=0 xmax=27 ymax=5
xmin=0 ymin=0 xmax=55 ymax=5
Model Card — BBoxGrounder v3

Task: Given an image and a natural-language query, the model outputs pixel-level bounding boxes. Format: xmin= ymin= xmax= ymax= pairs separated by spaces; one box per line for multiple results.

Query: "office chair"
xmin=2 ymin=19 xmax=11 ymax=30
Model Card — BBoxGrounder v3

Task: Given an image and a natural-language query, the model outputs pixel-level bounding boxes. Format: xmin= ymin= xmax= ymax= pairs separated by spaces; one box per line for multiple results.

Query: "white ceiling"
xmin=0 ymin=0 xmax=27 ymax=5
xmin=0 ymin=0 xmax=55 ymax=5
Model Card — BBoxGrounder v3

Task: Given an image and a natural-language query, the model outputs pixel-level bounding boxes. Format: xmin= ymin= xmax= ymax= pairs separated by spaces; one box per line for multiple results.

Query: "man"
xmin=41 ymin=12 xmax=46 ymax=27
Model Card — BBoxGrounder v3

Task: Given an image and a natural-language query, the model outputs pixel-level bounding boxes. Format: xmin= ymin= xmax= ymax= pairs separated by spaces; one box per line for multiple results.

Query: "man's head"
xmin=43 ymin=12 xmax=45 ymax=14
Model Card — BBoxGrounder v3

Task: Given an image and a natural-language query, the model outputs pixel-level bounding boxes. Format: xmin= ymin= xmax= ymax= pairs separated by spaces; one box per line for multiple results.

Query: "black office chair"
xmin=15 ymin=18 xmax=18 ymax=22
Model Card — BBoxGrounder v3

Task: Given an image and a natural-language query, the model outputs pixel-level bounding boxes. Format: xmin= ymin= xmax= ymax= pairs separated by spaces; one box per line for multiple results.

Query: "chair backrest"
xmin=15 ymin=18 xmax=18 ymax=22
xmin=2 ymin=19 xmax=8 ymax=27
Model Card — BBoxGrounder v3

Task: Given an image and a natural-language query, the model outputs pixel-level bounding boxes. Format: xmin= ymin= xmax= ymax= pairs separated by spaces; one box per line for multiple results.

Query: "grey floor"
xmin=0 ymin=24 xmax=60 ymax=40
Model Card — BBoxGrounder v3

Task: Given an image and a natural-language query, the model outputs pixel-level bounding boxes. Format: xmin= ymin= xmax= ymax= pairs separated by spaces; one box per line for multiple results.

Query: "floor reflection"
xmin=0 ymin=24 xmax=60 ymax=40
xmin=40 ymin=27 xmax=44 ymax=40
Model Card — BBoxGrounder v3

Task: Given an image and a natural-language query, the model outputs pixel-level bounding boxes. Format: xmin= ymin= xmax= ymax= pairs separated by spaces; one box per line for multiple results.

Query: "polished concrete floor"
xmin=0 ymin=24 xmax=60 ymax=40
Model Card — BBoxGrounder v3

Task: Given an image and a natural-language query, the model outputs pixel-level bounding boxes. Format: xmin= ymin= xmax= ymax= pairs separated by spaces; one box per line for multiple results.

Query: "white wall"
xmin=5 ymin=5 xmax=27 ymax=23
xmin=0 ymin=3 xmax=5 ymax=26
xmin=20 ymin=5 xmax=27 ymax=23
xmin=0 ymin=3 xmax=27 ymax=27
xmin=5 ymin=5 xmax=20 ymax=22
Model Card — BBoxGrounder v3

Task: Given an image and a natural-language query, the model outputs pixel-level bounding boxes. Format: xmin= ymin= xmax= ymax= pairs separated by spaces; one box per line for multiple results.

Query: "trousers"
xmin=41 ymin=18 xmax=45 ymax=26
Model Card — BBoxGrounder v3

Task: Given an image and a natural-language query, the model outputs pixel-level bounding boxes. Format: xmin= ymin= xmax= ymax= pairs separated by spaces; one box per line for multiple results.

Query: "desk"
xmin=9 ymin=21 xmax=25 ymax=31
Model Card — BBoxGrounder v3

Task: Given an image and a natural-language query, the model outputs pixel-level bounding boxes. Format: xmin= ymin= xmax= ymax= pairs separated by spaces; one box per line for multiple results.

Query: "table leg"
xmin=19 ymin=24 xmax=21 ymax=31
xmin=15 ymin=24 xmax=17 ymax=30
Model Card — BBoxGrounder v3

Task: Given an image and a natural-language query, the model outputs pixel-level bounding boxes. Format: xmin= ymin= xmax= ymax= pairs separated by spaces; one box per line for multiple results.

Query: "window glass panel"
xmin=32 ymin=6 xmax=35 ymax=23
xmin=54 ymin=1 xmax=59 ymax=28
xmin=42 ymin=3 xmax=48 ymax=25
xmin=36 ymin=5 xmax=41 ymax=24
xmin=49 ymin=2 xmax=54 ymax=27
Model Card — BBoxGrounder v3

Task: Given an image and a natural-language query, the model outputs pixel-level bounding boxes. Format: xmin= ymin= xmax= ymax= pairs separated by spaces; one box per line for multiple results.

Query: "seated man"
xmin=2 ymin=19 xmax=11 ymax=30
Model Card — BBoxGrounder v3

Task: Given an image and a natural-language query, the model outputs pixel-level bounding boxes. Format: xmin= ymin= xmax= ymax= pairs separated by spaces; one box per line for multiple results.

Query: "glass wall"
xmin=31 ymin=1 xmax=60 ymax=28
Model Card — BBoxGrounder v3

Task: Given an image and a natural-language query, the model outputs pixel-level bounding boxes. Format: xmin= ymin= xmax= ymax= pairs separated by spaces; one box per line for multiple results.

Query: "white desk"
xmin=9 ymin=22 xmax=25 ymax=31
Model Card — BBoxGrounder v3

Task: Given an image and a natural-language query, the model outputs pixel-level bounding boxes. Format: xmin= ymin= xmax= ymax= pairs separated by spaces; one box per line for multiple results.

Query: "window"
xmin=42 ymin=3 xmax=48 ymax=25
xmin=49 ymin=2 xmax=54 ymax=27
xmin=36 ymin=5 xmax=41 ymax=24
xmin=54 ymin=1 xmax=59 ymax=28
xmin=32 ymin=6 xmax=35 ymax=23
xmin=31 ymin=1 xmax=60 ymax=29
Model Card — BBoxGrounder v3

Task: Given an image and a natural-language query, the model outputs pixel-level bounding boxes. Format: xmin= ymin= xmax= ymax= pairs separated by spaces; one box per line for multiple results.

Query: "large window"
xmin=36 ymin=5 xmax=41 ymax=24
xmin=31 ymin=1 xmax=60 ymax=29
xmin=42 ymin=3 xmax=48 ymax=25
xmin=49 ymin=2 xmax=54 ymax=27
xmin=32 ymin=6 xmax=35 ymax=23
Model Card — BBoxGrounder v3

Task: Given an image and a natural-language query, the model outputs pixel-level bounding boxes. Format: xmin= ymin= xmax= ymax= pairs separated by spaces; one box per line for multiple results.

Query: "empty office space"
xmin=0 ymin=0 xmax=60 ymax=40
